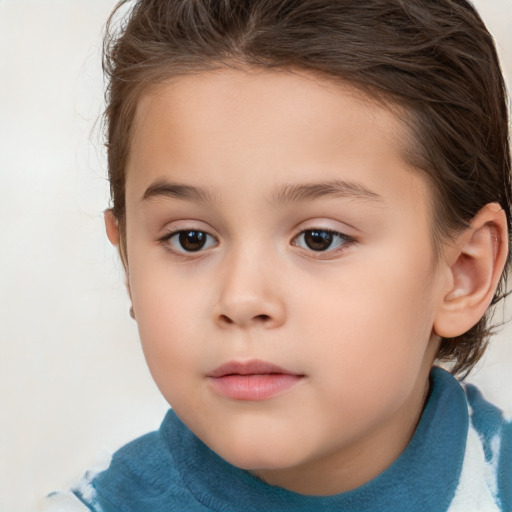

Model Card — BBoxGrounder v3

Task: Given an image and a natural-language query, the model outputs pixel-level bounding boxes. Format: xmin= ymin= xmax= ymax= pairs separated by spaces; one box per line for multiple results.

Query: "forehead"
xmin=130 ymin=69 xmax=411 ymax=172
xmin=134 ymin=68 xmax=405 ymax=146
xmin=126 ymin=67 xmax=430 ymax=223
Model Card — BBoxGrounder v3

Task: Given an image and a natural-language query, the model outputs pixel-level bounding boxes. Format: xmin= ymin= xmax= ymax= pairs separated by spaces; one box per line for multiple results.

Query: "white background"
xmin=0 ymin=1 xmax=511 ymax=511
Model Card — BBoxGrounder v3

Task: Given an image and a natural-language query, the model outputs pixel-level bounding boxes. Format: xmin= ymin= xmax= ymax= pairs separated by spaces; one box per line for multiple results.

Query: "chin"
xmin=214 ymin=437 xmax=304 ymax=472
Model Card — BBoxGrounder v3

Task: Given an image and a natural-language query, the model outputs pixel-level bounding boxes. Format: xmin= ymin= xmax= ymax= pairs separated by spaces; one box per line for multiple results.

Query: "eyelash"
xmin=158 ymin=228 xmax=355 ymax=257
xmin=158 ymin=229 xmax=217 ymax=254
xmin=291 ymin=229 xmax=355 ymax=257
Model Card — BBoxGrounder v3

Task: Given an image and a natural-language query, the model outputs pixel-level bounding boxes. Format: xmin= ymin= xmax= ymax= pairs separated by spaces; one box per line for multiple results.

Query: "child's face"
xmin=120 ymin=68 xmax=450 ymax=494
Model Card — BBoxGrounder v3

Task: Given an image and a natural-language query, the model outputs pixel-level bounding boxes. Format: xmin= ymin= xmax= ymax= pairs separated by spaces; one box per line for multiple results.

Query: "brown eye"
xmin=163 ymin=230 xmax=217 ymax=253
xmin=293 ymin=229 xmax=353 ymax=253
xmin=179 ymin=231 xmax=207 ymax=251
xmin=303 ymin=230 xmax=334 ymax=251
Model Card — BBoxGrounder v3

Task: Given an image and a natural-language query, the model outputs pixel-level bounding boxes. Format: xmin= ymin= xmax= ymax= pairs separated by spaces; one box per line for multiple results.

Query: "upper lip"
xmin=207 ymin=359 xmax=300 ymax=378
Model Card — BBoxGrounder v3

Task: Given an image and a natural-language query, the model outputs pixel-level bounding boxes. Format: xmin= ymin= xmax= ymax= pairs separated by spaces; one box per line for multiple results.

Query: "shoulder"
xmin=448 ymin=380 xmax=512 ymax=512
xmin=69 ymin=410 xmax=208 ymax=512
xmin=464 ymin=383 xmax=512 ymax=444
xmin=466 ymin=383 xmax=511 ymax=505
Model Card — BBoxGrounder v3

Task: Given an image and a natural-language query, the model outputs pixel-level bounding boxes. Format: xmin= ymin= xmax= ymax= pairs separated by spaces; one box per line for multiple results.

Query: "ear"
xmin=104 ymin=209 xmax=129 ymax=271
xmin=104 ymin=209 xmax=120 ymax=246
xmin=434 ymin=203 xmax=508 ymax=338
xmin=104 ymin=209 xmax=135 ymax=318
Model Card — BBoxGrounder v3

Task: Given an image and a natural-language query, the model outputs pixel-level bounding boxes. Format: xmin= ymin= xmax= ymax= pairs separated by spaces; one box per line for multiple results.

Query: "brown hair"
xmin=103 ymin=0 xmax=511 ymax=377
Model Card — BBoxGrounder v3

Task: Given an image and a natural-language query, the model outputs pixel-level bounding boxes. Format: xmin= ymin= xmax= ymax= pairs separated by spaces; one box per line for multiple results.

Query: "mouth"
xmin=207 ymin=360 xmax=305 ymax=401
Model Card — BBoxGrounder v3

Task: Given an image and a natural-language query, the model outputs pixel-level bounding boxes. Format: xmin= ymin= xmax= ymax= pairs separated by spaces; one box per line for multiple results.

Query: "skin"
xmin=106 ymin=68 xmax=507 ymax=495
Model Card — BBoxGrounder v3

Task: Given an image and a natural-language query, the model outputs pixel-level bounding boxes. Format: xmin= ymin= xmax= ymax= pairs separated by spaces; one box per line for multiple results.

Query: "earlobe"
xmin=434 ymin=203 xmax=508 ymax=339
xmin=104 ymin=209 xmax=120 ymax=246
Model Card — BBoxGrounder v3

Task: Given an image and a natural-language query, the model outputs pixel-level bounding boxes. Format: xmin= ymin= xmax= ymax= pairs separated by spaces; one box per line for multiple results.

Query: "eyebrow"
xmin=141 ymin=178 xmax=383 ymax=205
xmin=272 ymin=179 xmax=384 ymax=204
xmin=142 ymin=181 xmax=215 ymax=203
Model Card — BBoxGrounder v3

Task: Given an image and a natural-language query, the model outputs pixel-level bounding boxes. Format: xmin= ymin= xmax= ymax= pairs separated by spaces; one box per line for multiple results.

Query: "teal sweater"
xmin=66 ymin=367 xmax=511 ymax=511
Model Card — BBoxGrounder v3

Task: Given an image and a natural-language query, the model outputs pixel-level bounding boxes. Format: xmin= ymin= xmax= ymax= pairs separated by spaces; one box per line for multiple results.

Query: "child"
xmin=50 ymin=0 xmax=512 ymax=510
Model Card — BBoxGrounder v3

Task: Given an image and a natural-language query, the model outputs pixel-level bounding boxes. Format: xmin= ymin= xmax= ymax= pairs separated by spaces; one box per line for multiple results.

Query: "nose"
xmin=213 ymin=247 xmax=286 ymax=329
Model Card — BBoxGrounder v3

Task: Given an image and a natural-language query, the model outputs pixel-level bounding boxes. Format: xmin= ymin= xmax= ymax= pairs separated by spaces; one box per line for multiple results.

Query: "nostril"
xmin=219 ymin=314 xmax=234 ymax=324
xmin=219 ymin=314 xmax=270 ymax=324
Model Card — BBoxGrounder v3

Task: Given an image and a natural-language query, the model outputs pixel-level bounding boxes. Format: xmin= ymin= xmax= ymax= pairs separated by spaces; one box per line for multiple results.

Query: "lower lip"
xmin=208 ymin=374 xmax=303 ymax=401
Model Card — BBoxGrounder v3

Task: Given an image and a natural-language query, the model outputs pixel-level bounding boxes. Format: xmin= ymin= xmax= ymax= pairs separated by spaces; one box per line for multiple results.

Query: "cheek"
xmin=134 ymin=288 xmax=202 ymax=350
xmin=127 ymin=261 xmax=210 ymax=389
xmin=297 ymin=247 xmax=436 ymax=386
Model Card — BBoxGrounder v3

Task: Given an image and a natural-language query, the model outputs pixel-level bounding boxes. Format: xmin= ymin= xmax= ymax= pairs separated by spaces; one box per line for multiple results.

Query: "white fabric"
xmin=447 ymin=400 xmax=501 ymax=511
